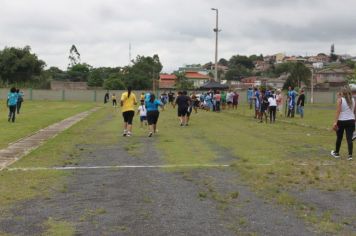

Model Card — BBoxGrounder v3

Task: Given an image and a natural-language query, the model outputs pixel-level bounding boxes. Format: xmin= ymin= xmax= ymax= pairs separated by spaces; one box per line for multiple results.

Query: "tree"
xmin=225 ymin=64 xmax=252 ymax=81
xmin=174 ymin=72 xmax=193 ymax=90
xmin=124 ymin=54 xmax=163 ymax=89
xmin=218 ymin=58 xmax=228 ymax=66
xmin=228 ymin=55 xmax=254 ymax=69
xmin=103 ymin=73 xmax=125 ymax=90
xmin=67 ymin=63 xmax=92 ymax=81
xmin=0 ymin=46 xmax=46 ymax=85
xmin=68 ymin=45 xmax=81 ymax=67
xmin=87 ymin=68 xmax=104 ymax=87
xmin=282 ymin=62 xmax=311 ymax=89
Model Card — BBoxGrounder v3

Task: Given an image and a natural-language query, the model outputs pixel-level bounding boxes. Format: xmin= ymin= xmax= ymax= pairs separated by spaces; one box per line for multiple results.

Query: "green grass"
xmin=43 ymin=218 xmax=75 ymax=236
xmin=155 ymin=104 xmax=355 ymax=234
xmin=0 ymin=101 xmax=96 ymax=149
xmin=0 ymin=106 xmax=118 ymax=209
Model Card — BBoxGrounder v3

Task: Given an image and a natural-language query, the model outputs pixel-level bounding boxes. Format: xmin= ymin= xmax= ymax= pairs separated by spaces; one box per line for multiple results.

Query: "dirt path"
xmin=0 ymin=114 xmax=318 ymax=235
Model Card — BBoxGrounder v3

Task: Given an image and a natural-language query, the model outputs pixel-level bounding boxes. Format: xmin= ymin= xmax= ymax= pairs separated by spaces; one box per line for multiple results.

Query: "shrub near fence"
xmin=0 ymin=88 xmax=337 ymax=104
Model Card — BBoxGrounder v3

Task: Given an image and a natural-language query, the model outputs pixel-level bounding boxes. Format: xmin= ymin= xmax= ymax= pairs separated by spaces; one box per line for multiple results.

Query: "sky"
xmin=1 ymin=0 xmax=356 ymax=72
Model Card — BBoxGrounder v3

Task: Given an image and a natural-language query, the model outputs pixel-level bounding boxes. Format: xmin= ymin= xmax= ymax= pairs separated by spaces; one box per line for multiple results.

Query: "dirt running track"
xmin=0 ymin=114 xmax=321 ymax=235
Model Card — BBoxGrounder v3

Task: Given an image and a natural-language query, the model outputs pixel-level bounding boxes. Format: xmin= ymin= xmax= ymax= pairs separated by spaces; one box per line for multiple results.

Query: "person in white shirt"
xmin=331 ymin=86 xmax=355 ymax=160
xmin=137 ymin=101 xmax=147 ymax=127
xmin=268 ymin=91 xmax=277 ymax=123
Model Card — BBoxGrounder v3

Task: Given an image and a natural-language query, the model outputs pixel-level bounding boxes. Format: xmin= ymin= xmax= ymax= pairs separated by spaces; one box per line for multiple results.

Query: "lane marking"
xmin=6 ymin=164 xmax=231 ymax=171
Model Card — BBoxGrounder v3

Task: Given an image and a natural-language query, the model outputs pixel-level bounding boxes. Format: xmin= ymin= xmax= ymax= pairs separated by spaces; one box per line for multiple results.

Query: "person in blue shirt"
xmin=287 ymin=86 xmax=297 ymax=118
xmin=145 ymin=93 xmax=164 ymax=137
xmin=247 ymin=87 xmax=254 ymax=109
xmin=7 ymin=87 xmax=18 ymax=122
xmin=16 ymin=89 xmax=24 ymax=114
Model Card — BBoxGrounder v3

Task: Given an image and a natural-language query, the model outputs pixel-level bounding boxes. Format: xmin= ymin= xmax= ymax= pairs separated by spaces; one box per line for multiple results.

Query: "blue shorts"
xmin=140 ymin=116 xmax=147 ymax=122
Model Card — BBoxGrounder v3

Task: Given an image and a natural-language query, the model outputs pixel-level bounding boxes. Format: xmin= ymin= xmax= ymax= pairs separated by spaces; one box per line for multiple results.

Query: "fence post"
xmin=62 ymin=89 xmax=65 ymax=101
xmin=29 ymin=88 xmax=33 ymax=100
xmin=93 ymin=90 xmax=97 ymax=102
xmin=332 ymin=91 xmax=336 ymax=104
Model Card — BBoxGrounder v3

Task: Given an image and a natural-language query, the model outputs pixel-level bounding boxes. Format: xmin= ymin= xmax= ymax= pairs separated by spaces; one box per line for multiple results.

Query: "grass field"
xmin=0 ymin=101 xmax=354 ymax=234
xmin=0 ymin=101 xmax=96 ymax=149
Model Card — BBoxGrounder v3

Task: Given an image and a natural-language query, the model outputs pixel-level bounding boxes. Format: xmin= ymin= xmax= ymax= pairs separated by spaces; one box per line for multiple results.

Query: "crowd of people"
xmin=6 ymin=87 xmax=24 ymax=123
xmin=248 ymin=86 xmax=305 ymax=123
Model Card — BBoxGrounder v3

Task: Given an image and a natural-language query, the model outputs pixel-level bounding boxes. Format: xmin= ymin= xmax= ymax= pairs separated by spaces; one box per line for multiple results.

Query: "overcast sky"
xmin=1 ymin=0 xmax=355 ymax=72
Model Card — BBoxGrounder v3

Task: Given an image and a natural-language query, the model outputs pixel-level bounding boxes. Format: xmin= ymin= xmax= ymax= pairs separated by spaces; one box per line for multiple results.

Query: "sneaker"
xmin=330 ymin=150 xmax=340 ymax=158
xmin=127 ymin=132 xmax=131 ymax=137
xmin=148 ymin=132 xmax=153 ymax=137
xmin=348 ymin=155 xmax=353 ymax=161
xmin=353 ymin=135 xmax=356 ymax=141
xmin=185 ymin=123 xmax=189 ymax=126
xmin=180 ymin=123 xmax=183 ymax=126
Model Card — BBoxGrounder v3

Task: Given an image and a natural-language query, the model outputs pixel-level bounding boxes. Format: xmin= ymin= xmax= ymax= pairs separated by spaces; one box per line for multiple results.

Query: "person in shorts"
xmin=175 ymin=91 xmax=191 ymax=126
xmin=112 ymin=93 xmax=117 ymax=107
xmin=145 ymin=93 xmax=164 ymax=137
xmin=137 ymin=100 xmax=147 ymax=127
xmin=120 ymin=86 xmax=137 ymax=137
xmin=7 ymin=87 xmax=18 ymax=122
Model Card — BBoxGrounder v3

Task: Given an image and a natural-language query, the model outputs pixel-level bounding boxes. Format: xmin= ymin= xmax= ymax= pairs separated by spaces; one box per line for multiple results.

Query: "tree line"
xmin=0 ymin=45 xmax=162 ymax=90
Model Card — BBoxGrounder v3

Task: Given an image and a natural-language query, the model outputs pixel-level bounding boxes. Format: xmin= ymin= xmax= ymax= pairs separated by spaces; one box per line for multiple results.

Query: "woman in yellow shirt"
xmin=120 ymin=86 xmax=137 ymax=137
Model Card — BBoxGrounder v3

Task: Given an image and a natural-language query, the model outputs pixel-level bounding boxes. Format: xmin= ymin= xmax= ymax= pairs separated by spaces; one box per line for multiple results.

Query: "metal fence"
xmin=0 ymin=88 xmax=337 ymax=104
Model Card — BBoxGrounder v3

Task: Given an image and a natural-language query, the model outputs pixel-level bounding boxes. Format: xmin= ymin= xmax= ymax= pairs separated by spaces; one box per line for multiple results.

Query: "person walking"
xmin=104 ymin=91 xmax=109 ymax=104
xmin=145 ymin=93 xmax=164 ymax=137
xmin=175 ymin=91 xmax=191 ymax=126
xmin=7 ymin=87 xmax=18 ymax=122
xmin=297 ymin=90 xmax=305 ymax=119
xmin=120 ymin=87 xmax=137 ymax=137
xmin=16 ymin=89 xmax=24 ymax=114
xmin=137 ymin=100 xmax=147 ymax=127
xmin=331 ymin=86 xmax=355 ymax=161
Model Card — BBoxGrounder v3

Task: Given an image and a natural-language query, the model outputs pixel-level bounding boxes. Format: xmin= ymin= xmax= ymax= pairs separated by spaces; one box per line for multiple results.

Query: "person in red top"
xmin=232 ymin=91 xmax=239 ymax=110
xmin=214 ymin=90 xmax=221 ymax=112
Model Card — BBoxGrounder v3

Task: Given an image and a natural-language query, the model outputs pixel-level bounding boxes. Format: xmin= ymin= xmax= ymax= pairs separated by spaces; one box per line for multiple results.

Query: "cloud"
xmin=0 ymin=0 xmax=355 ymax=72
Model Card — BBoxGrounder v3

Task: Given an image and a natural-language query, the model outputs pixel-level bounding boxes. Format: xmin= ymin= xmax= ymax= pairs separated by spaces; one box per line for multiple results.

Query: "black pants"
xmin=335 ymin=120 xmax=355 ymax=156
xmin=269 ymin=106 xmax=276 ymax=123
xmin=287 ymin=105 xmax=295 ymax=118
xmin=17 ymin=101 xmax=22 ymax=114
xmin=8 ymin=105 xmax=16 ymax=122
xmin=112 ymin=99 xmax=117 ymax=106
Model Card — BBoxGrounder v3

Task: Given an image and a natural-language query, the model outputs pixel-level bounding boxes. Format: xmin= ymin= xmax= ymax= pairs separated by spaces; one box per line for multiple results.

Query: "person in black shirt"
xmin=174 ymin=91 xmax=191 ymax=126
xmin=297 ymin=90 xmax=305 ymax=118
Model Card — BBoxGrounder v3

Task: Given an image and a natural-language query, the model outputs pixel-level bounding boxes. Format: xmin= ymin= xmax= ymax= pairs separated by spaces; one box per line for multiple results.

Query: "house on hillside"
xmin=159 ymin=74 xmax=177 ymax=89
xmin=307 ymin=53 xmax=330 ymax=63
xmin=314 ymin=66 xmax=353 ymax=89
xmin=185 ymin=71 xmax=211 ymax=88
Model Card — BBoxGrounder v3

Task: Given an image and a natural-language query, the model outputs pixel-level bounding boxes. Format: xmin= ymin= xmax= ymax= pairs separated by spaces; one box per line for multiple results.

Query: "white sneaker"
xmin=348 ymin=155 xmax=353 ymax=161
xmin=127 ymin=132 xmax=131 ymax=137
xmin=330 ymin=150 xmax=340 ymax=158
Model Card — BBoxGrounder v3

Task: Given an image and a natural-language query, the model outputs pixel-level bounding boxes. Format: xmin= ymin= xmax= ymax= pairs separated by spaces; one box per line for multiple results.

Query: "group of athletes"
xmin=118 ymin=88 xmax=195 ymax=137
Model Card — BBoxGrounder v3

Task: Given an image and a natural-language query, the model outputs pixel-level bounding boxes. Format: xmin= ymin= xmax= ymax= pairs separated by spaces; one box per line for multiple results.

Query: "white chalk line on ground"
xmin=5 ymin=162 xmax=354 ymax=172
xmin=6 ymin=164 xmax=231 ymax=171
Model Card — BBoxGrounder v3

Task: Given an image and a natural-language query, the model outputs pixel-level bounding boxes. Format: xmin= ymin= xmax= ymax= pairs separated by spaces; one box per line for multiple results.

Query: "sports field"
xmin=0 ymin=101 xmax=355 ymax=235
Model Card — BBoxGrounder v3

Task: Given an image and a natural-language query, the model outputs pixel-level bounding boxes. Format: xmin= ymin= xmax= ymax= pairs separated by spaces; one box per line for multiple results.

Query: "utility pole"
xmin=211 ymin=8 xmax=219 ymax=82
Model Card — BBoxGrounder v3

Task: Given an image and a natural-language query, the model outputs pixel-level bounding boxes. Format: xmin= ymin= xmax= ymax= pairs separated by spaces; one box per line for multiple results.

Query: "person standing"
xmin=7 ymin=87 xmax=18 ymax=122
xmin=145 ymin=93 xmax=164 ymax=137
xmin=232 ymin=91 xmax=239 ymax=110
xmin=276 ymin=89 xmax=283 ymax=117
xmin=297 ymin=90 xmax=305 ymax=119
xmin=112 ymin=93 xmax=117 ymax=107
xmin=331 ymin=86 xmax=355 ymax=160
xmin=120 ymin=87 xmax=137 ymax=137
xmin=254 ymin=87 xmax=260 ymax=119
xmin=104 ymin=91 xmax=109 ymax=104
xmin=259 ymin=90 xmax=269 ymax=123
xmin=214 ymin=91 xmax=221 ymax=112
xmin=287 ymin=86 xmax=297 ymax=118
xmin=16 ymin=89 xmax=24 ymax=114
xmin=226 ymin=90 xmax=233 ymax=110
xmin=268 ymin=91 xmax=277 ymax=123
xmin=247 ymin=87 xmax=254 ymax=109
